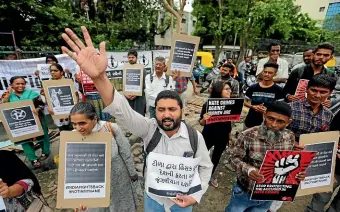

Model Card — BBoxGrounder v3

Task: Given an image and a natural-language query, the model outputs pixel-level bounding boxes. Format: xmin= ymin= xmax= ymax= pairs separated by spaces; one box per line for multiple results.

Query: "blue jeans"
xmin=149 ymin=106 xmax=156 ymax=119
xmin=225 ymin=184 xmax=272 ymax=212
xmin=144 ymin=193 xmax=193 ymax=212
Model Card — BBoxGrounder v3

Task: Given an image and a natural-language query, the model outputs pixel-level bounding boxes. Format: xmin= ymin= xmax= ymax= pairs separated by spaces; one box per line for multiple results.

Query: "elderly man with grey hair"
xmin=145 ymin=56 xmax=177 ymax=118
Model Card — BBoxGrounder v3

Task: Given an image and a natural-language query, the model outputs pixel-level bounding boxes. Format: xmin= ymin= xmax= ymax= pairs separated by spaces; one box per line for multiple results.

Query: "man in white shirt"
xmin=61 ymin=26 xmax=213 ymax=212
xmin=145 ymin=56 xmax=176 ymax=118
xmin=256 ymin=42 xmax=289 ymax=87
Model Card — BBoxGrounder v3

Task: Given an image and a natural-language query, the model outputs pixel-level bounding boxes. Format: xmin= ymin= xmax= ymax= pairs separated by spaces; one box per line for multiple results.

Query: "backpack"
xmin=150 ymin=74 xmax=170 ymax=87
xmin=143 ymin=121 xmax=199 ymax=175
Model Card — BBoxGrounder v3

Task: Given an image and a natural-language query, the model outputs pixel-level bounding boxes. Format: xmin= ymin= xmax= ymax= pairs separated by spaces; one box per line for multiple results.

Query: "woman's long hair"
xmin=0 ymin=151 xmax=42 ymax=195
xmin=210 ymin=81 xmax=232 ymax=98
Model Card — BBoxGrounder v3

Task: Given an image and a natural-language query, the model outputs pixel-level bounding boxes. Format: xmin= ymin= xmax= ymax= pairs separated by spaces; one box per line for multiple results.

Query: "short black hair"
xmin=267 ymin=101 xmax=292 ymax=118
xmin=46 ymin=54 xmax=58 ymax=63
xmin=127 ymin=50 xmax=138 ymax=57
xmin=307 ymin=74 xmax=337 ymax=91
xmin=267 ymin=42 xmax=280 ymax=52
xmin=227 ymin=57 xmax=233 ymax=60
xmin=222 ymin=63 xmax=235 ymax=71
xmin=155 ymin=90 xmax=183 ymax=109
xmin=263 ymin=62 xmax=279 ymax=71
xmin=313 ymin=43 xmax=335 ymax=54
xmin=10 ymin=76 xmax=26 ymax=84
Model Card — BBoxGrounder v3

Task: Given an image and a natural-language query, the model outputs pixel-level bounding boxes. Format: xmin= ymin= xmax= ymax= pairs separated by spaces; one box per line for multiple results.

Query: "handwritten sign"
xmin=123 ymin=64 xmax=144 ymax=96
xmin=294 ymin=79 xmax=309 ymax=100
xmin=57 ymin=131 xmax=112 ymax=209
xmin=146 ymin=152 xmax=202 ymax=197
xmin=0 ymin=100 xmax=43 ymax=142
xmin=167 ymin=34 xmax=200 ymax=77
xmin=37 ymin=63 xmax=65 ymax=81
xmin=206 ymin=98 xmax=244 ymax=124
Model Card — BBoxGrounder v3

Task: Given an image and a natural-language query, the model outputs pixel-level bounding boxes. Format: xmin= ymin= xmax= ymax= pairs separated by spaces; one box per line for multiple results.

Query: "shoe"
xmin=31 ymin=160 xmax=41 ymax=168
xmin=125 ymin=132 xmax=132 ymax=137
xmin=39 ymin=153 xmax=49 ymax=161
xmin=209 ymin=179 xmax=219 ymax=188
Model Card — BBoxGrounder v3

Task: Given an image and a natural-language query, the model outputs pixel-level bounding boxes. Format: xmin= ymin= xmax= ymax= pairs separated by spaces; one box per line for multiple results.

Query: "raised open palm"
xmin=61 ymin=26 xmax=107 ymax=79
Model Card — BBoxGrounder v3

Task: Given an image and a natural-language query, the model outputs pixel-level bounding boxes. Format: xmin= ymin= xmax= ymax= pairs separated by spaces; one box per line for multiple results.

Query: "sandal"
xmin=31 ymin=160 xmax=41 ymax=168
xmin=40 ymin=153 xmax=49 ymax=161
xmin=209 ymin=179 xmax=219 ymax=188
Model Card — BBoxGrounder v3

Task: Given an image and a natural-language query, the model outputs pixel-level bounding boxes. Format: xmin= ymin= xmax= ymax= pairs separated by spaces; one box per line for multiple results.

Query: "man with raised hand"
xmin=61 ymin=26 xmax=213 ymax=212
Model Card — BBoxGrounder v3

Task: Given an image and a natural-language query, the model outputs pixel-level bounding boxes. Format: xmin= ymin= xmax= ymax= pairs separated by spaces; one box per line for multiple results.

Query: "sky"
xmin=174 ymin=0 xmax=193 ymax=12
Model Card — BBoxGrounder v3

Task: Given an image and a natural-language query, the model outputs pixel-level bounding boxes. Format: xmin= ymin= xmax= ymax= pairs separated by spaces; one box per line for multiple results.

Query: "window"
xmin=319 ymin=7 xmax=325 ymax=12
xmin=182 ymin=18 xmax=186 ymax=23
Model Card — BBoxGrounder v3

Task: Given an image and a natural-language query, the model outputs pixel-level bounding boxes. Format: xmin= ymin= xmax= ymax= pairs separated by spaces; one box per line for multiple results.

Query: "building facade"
xmin=324 ymin=0 xmax=340 ymax=30
xmin=294 ymin=0 xmax=331 ymax=27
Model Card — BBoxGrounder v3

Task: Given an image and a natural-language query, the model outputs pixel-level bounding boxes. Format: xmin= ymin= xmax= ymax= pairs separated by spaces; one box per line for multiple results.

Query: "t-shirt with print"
xmin=244 ymin=83 xmax=285 ymax=128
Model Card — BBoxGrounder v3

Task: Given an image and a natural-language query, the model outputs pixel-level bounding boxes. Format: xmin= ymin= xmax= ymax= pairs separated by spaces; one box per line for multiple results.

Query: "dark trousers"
xmin=204 ymin=135 xmax=229 ymax=176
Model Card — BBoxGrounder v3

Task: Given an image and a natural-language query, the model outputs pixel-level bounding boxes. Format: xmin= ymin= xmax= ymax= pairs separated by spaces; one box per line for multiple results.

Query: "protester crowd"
xmin=0 ymin=26 xmax=339 ymax=212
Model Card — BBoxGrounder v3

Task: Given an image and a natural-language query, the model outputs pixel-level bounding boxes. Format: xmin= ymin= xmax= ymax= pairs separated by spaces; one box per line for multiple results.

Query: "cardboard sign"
xmin=122 ymin=64 xmax=144 ymax=96
xmin=206 ymin=98 xmax=244 ymax=124
xmin=250 ymin=150 xmax=316 ymax=201
xmin=0 ymin=100 xmax=43 ymax=142
xmin=37 ymin=63 xmax=66 ymax=81
xmin=294 ymin=79 xmax=309 ymax=100
xmin=167 ymin=34 xmax=200 ymax=77
xmin=57 ymin=131 xmax=112 ymax=209
xmin=146 ymin=152 xmax=202 ymax=197
xmin=42 ymin=79 xmax=76 ymax=119
xmin=296 ymin=131 xmax=338 ymax=196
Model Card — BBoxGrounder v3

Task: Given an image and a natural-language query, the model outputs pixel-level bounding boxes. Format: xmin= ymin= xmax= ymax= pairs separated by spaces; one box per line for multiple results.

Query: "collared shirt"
xmin=145 ymin=73 xmax=175 ymax=107
xmin=228 ymin=125 xmax=295 ymax=192
xmin=238 ymin=61 xmax=248 ymax=74
xmin=175 ymin=73 xmax=195 ymax=94
xmin=210 ymin=75 xmax=240 ymax=97
xmin=288 ymin=99 xmax=333 ymax=142
xmin=256 ymin=57 xmax=289 ymax=87
xmin=103 ymin=90 xmax=213 ymax=211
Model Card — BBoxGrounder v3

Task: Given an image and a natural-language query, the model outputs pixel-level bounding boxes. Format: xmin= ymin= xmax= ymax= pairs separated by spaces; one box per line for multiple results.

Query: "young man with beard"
xmin=284 ymin=43 xmax=335 ymax=107
xmin=256 ymin=42 xmax=289 ymax=87
xmin=287 ymin=74 xmax=336 ymax=143
xmin=209 ymin=63 xmax=239 ymax=97
xmin=305 ymin=111 xmax=340 ymax=212
xmin=225 ymin=101 xmax=305 ymax=212
xmin=243 ymin=63 xmax=285 ymax=130
xmin=61 ymin=26 xmax=213 ymax=212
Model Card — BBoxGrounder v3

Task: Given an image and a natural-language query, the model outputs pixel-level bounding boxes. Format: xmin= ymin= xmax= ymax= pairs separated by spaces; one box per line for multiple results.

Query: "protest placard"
xmin=57 ymin=131 xmax=112 ymax=209
xmin=80 ymin=71 xmax=98 ymax=95
xmin=37 ymin=63 xmax=66 ymax=81
xmin=250 ymin=150 xmax=316 ymax=201
xmin=296 ymin=131 xmax=338 ymax=196
xmin=0 ymin=196 xmax=6 ymax=212
xmin=42 ymin=79 xmax=76 ymax=119
xmin=294 ymin=79 xmax=309 ymax=100
xmin=167 ymin=34 xmax=200 ymax=77
xmin=146 ymin=152 xmax=202 ymax=197
xmin=0 ymin=100 xmax=43 ymax=142
xmin=206 ymin=98 xmax=244 ymax=124
xmin=122 ymin=64 xmax=144 ymax=96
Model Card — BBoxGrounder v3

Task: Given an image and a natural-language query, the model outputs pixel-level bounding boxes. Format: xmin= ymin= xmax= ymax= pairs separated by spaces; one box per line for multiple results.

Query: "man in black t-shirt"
xmin=243 ymin=62 xmax=285 ymax=129
xmin=305 ymin=110 xmax=340 ymax=212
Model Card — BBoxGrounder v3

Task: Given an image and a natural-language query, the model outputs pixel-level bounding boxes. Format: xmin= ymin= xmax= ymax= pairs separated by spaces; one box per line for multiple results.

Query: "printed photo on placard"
xmin=206 ymin=98 xmax=244 ymax=124
xmin=47 ymin=85 xmax=74 ymax=115
xmin=64 ymin=142 xmax=106 ymax=199
xmin=0 ymin=196 xmax=6 ymax=212
xmin=250 ymin=150 xmax=316 ymax=202
xmin=1 ymin=105 xmax=39 ymax=138
xmin=57 ymin=131 xmax=112 ymax=209
xmin=125 ymin=69 xmax=142 ymax=93
xmin=146 ymin=152 xmax=202 ymax=198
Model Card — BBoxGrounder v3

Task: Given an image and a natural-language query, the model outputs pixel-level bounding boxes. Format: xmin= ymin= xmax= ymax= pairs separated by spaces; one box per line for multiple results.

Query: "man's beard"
xmin=312 ymin=58 xmax=324 ymax=67
xmin=261 ymin=122 xmax=283 ymax=142
xmin=156 ymin=117 xmax=182 ymax=131
xmin=221 ymin=74 xmax=230 ymax=80
xmin=129 ymin=61 xmax=136 ymax=65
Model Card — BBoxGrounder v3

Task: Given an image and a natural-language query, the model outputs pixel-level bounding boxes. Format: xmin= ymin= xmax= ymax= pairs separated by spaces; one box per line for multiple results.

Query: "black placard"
xmin=206 ymin=98 xmax=244 ymax=124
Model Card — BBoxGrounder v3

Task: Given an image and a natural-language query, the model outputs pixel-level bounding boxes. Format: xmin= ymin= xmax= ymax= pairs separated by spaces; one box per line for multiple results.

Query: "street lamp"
xmin=84 ymin=4 xmax=89 ymax=21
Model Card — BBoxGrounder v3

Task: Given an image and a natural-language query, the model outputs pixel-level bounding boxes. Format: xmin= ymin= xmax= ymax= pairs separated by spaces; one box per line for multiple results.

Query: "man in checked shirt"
xmin=225 ymin=101 xmax=305 ymax=212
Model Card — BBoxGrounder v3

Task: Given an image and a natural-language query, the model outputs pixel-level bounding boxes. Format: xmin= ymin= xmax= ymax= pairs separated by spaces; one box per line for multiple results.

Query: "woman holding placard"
xmin=199 ymin=81 xmax=232 ymax=188
xmin=0 ymin=150 xmax=45 ymax=212
xmin=70 ymin=102 xmax=138 ymax=212
xmin=2 ymin=76 xmax=51 ymax=168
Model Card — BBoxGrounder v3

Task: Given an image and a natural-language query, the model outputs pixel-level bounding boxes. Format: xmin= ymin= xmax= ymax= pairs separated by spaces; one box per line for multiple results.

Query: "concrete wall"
xmin=295 ymin=0 xmax=330 ymax=25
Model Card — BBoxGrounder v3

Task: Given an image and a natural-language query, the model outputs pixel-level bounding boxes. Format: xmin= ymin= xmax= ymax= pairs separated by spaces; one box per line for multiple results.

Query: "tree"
xmin=163 ymin=0 xmax=186 ymax=33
